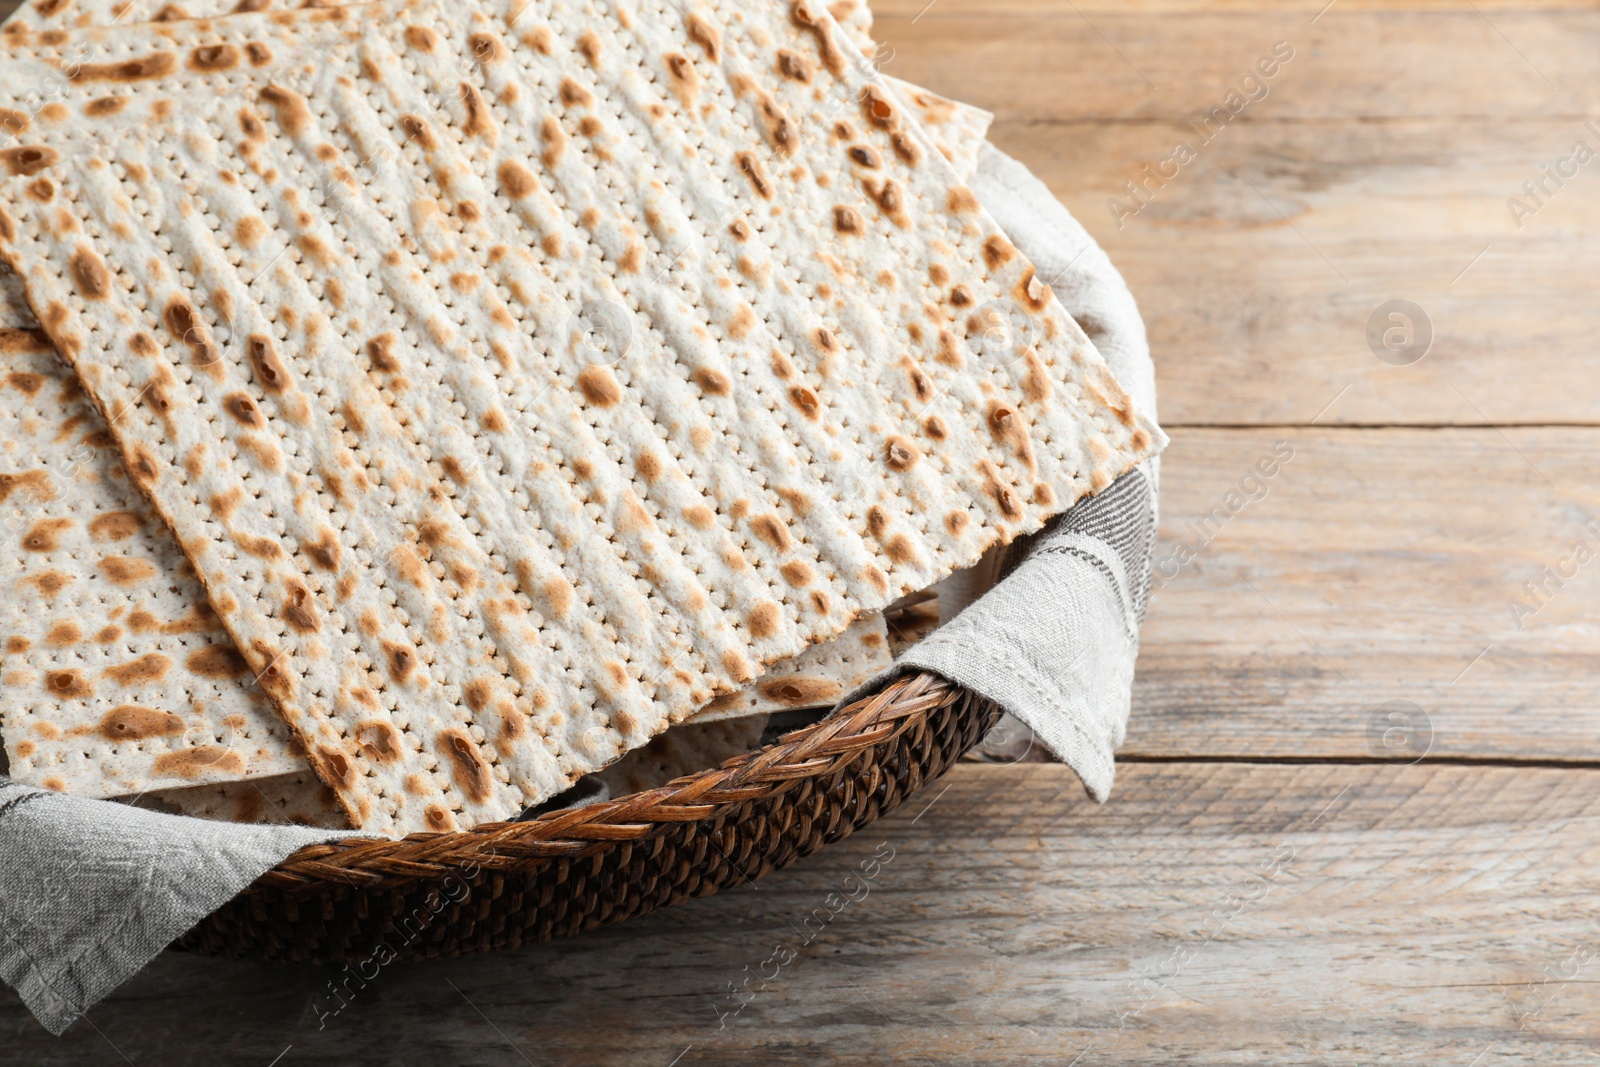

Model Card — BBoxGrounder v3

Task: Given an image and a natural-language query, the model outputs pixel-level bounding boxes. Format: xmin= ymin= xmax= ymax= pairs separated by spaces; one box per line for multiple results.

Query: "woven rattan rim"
xmin=251 ymin=669 xmax=966 ymax=893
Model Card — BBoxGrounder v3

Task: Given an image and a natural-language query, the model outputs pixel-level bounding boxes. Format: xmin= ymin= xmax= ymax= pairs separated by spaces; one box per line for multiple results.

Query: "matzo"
xmin=829 ymin=0 xmax=875 ymax=54
xmin=128 ymin=769 xmax=348 ymax=826
xmin=0 ymin=291 xmax=886 ymax=801
xmin=0 ymin=311 xmax=882 ymax=801
xmin=0 ymin=332 xmax=307 ymax=796
xmin=691 ymin=610 xmax=887 ymax=722
xmin=818 ymin=0 xmax=997 ymax=177
xmin=0 ymin=0 xmax=1162 ymax=834
xmin=890 ymin=82 xmax=992 ymax=182
xmin=0 ymin=315 xmax=880 ymax=801
xmin=0 ymin=269 xmax=886 ymax=809
xmin=0 ymin=0 xmax=995 ymax=181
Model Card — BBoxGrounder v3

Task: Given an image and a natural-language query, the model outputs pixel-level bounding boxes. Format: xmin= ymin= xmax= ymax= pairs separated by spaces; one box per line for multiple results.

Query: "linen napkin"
xmin=0 ymin=777 xmax=368 ymax=1034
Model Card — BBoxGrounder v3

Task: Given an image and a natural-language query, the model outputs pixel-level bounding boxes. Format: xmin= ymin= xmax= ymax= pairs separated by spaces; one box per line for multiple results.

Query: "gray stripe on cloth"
xmin=0 ymin=787 xmax=48 ymax=824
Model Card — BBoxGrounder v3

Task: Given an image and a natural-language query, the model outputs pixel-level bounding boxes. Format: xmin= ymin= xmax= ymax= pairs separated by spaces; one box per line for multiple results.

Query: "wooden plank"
xmin=872 ymin=9 xmax=1599 ymax=122
xmin=866 ymin=8 xmax=1600 ymax=426
xmin=5 ymin=762 xmax=1599 ymax=1063
xmin=1001 ymin=117 xmax=1600 ymax=427
xmin=1132 ymin=427 xmax=1600 ymax=761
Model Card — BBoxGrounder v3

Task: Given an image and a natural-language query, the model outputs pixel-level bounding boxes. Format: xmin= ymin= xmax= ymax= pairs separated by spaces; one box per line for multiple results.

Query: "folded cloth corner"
xmin=0 ymin=778 xmax=367 ymax=1035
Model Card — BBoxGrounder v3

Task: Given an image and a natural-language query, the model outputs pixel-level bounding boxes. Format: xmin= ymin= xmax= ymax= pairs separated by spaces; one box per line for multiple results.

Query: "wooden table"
xmin=5 ymin=0 xmax=1600 ymax=1062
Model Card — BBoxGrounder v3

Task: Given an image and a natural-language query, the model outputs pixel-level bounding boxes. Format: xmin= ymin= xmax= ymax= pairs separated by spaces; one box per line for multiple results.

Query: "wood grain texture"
xmin=873 ymin=6 xmax=1600 ymax=425
xmin=5 ymin=762 xmax=1600 ymax=1065
xmin=873 ymin=8 xmax=1599 ymax=122
xmin=1006 ymin=119 xmax=1600 ymax=427
xmin=1133 ymin=427 xmax=1600 ymax=761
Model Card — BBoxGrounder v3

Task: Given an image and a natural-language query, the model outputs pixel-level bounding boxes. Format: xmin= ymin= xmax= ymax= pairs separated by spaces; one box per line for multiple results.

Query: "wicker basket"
xmin=171 ymin=671 xmax=997 ymax=964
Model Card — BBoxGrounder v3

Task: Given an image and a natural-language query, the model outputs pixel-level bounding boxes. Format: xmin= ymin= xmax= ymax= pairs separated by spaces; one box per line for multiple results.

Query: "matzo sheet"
xmin=0 ymin=313 xmax=881 ymax=806
xmin=128 ymin=769 xmax=348 ymax=827
xmin=827 ymin=0 xmax=874 ymax=57
xmin=0 ymin=290 xmax=884 ymax=805
xmin=691 ymin=609 xmax=887 ymax=722
xmin=0 ymin=334 xmax=305 ymax=796
xmin=0 ymin=323 xmax=886 ymax=811
xmin=0 ymin=321 xmax=884 ymax=807
xmin=818 ymin=0 xmax=997 ymax=177
xmin=0 ymin=0 xmax=995 ymax=181
xmin=891 ymin=81 xmax=992 ymax=181
xmin=0 ymin=0 xmax=1161 ymax=834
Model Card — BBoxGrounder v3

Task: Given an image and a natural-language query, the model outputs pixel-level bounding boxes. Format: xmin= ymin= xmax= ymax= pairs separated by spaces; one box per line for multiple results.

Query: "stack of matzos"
xmin=0 ymin=0 xmax=1162 ymax=835
xmin=0 ymin=1 xmax=991 ymax=830
xmin=0 ymin=1 xmax=987 ymax=827
xmin=0 ymin=325 xmax=351 ymax=824
xmin=0 ymin=308 xmax=894 ymax=825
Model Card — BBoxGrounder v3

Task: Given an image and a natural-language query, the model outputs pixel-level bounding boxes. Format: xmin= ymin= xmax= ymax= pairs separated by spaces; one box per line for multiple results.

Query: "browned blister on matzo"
xmin=0 ymin=0 xmax=1162 ymax=834
xmin=0 ymin=334 xmax=306 ymax=796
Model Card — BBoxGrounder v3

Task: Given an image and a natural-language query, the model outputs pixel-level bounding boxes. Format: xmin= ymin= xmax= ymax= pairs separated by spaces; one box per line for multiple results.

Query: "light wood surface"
xmin=8 ymin=764 xmax=1600 ymax=1065
xmin=4 ymin=0 xmax=1600 ymax=1062
xmin=1009 ymin=119 xmax=1600 ymax=427
xmin=874 ymin=3 xmax=1600 ymax=121
xmin=1134 ymin=427 xmax=1600 ymax=761
xmin=874 ymin=3 xmax=1600 ymax=426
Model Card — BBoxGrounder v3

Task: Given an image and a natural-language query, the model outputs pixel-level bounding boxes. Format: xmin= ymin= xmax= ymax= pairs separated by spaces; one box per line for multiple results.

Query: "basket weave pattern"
xmin=173 ymin=672 xmax=997 ymax=964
